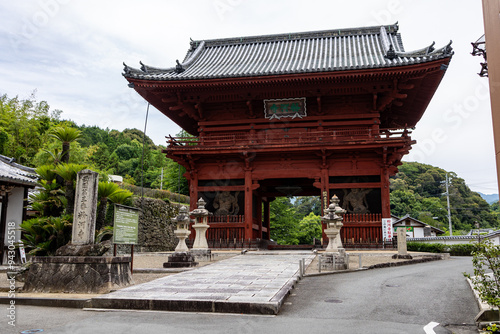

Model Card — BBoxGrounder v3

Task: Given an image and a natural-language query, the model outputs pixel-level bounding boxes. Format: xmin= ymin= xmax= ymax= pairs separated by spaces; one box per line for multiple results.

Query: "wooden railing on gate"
xmin=339 ymin=213 xmax=391 ymax=248
xmin=206 ymin=215 xmax=246 ymax=246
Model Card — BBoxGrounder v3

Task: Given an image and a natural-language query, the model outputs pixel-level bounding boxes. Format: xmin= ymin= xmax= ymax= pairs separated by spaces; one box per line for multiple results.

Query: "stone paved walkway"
xmin=89 ymin=252 xmax=315 ymax=315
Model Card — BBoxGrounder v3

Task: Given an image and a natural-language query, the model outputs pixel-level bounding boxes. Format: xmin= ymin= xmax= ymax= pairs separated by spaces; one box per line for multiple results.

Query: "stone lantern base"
xmin=320 ymin=249 xmax=349 ymax=271
xmin=163 ymin=252 xmax=198 ymax=268
xmin=190 ymin=249 xmax=212 ymax=262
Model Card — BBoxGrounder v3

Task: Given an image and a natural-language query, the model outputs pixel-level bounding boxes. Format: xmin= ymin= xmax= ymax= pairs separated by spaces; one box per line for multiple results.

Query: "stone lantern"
xmin=320 ymin=195 xmax=348 ymax=270
xmin=163 ymin=205 xmax=198 ymax=268
xmin=321 ymin=195 xmax=346 ymax=252
xmin=190 ymin=198 xmax=211 ymax=256
xmin=172 ymin=205 xmax=192 ymax=252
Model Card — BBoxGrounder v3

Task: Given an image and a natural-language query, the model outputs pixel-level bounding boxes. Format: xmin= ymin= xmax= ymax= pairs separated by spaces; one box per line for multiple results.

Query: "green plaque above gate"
xmin=264 ymin=97 xmax=306 ymax=120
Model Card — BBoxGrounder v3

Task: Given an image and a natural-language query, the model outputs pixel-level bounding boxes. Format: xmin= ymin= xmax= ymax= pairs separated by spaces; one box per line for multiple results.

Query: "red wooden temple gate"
xmin=123 ymin=23 xmax=452 ymax=248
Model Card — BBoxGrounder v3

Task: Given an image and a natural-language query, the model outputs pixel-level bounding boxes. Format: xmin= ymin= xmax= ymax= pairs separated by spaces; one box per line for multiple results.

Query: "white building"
xmin=0 ymin=155 xmax=37 ymax=264
xmin=393 ymin=214 xmax=445 ymax=238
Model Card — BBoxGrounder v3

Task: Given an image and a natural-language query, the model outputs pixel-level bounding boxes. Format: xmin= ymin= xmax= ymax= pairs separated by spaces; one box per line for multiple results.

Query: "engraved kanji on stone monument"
xmin=72 ymin=169 xmax=99 ymax=245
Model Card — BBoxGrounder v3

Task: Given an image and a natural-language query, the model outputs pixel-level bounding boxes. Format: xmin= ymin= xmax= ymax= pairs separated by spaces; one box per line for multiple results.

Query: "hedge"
xmin=407 ymin=242 xmax=477 ymax=256
xmin=122 ymin=184 xmax=189 ymax=204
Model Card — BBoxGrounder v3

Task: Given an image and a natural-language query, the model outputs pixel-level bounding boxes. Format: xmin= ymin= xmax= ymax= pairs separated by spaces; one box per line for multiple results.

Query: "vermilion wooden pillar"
xmin=189 ymin=171 xmax=198 ymax=211
xmin=263 ymin=199 xmax=270 ymax=240
xmin=244 ymin=169 xmax=253 ymax=240
xmin=381 ymin=167 xmax=391 ymax=218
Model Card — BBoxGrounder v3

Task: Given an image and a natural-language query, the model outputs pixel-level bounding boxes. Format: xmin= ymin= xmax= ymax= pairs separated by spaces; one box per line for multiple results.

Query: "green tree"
xmin=53 ymin=163 xmax=87 ymax=215
xmin=296 ymin=212 xmax=322 ymax=244
xmin=49 ymin=126 xmax=83 ymax=164
xmin=270 ymin=197 xmax=300 ymax=245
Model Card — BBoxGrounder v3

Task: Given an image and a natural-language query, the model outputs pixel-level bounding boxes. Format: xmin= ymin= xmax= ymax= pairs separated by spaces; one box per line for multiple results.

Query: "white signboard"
xmin=382 ymin=218 xmax=393 ymax=241
xmin=18 ymin=241 xmax=26 ymax=264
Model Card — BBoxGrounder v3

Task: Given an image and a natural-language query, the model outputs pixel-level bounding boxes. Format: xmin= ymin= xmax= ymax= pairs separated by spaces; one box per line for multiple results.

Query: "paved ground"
xmin=0 ymin=256 xmax=479 ymax=334
xmin=90 ymin=252 xmax=316 ymax=314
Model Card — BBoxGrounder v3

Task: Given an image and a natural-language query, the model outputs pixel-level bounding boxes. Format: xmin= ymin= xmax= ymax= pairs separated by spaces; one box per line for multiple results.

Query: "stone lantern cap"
xmin=190 ymin=197 xmax=209 ymax=218
xmin=321 ymin=195 xmax=346 ymax=225
xmin=172 ymin=206 xmax=191 ymax=227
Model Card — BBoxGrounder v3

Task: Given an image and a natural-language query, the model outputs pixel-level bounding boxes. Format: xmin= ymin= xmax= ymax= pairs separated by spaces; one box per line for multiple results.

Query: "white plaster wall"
xmin=4 ymin=187 xmax=24 ymax=245
xmin=413 ymin=227 xmax=424 ymax=238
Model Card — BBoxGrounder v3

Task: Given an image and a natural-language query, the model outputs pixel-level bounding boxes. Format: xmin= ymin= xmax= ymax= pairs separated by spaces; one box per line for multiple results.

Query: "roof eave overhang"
xmin=125 ymin=56 xmax=452 ymax=135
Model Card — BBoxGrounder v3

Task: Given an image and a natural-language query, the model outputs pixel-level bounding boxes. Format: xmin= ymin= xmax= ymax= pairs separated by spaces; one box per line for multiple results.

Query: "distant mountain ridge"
xmin=478 ymin=192 xmax=499 ymax=204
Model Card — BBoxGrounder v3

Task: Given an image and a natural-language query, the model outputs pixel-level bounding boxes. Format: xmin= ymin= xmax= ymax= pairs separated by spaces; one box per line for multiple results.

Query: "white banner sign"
xmin=382 ymin=218 xmax=393 ymax=241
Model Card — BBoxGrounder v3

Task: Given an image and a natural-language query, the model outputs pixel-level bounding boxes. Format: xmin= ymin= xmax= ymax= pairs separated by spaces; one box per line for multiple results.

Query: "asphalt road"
xmin=3 ymin=257 xmax=479 ymax=334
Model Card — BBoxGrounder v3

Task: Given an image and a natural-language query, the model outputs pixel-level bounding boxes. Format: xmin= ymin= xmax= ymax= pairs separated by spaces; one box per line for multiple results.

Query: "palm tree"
xmin=35 ymin=165 xmax=57 ymax=184
xmin=54 ymin=163 xmax=87 ymax=215
xmin=49 ymin=126 xmax=82 ymax=164
xmin=96 ymin=181 xmax=133 ymax=231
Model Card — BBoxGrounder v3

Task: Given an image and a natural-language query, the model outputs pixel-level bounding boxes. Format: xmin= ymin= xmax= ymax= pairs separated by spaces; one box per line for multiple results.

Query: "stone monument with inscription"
xmin=72 ymin=169 xmax=99 ymax=245
xmin=23 ymin=169 xmax=134 ymax=293
xmin=392 ymin=227 xmax=413 ymax=259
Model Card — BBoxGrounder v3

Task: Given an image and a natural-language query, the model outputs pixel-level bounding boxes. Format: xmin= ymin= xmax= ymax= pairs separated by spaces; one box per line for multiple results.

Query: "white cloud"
xmin=0 ymin=0 xmax=497 ymax=193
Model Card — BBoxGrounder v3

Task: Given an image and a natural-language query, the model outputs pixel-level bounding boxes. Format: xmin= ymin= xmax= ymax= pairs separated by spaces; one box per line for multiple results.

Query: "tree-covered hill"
xmin=0 ymin=93 xmax=188 ymax=194
xmin=390 ymin=162 xmax=498 ymax=233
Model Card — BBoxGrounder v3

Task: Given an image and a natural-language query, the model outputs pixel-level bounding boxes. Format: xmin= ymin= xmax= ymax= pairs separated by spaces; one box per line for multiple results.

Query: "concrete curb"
xmin=366 ymin=255 xmax=442 ymax=269
xmin=0 ymin=296 xmax=91 ymax=308
xmin=466 ymin=276 xmax=499 ymax=329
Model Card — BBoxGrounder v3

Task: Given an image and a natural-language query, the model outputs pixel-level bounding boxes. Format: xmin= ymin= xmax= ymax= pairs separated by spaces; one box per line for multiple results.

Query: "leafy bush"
xmin=464 ymin=241 xmax=500 ymax=313
xmin=407 ymin=242 xmax=477 ymax=256
xmin=122 ymin=184 xmax=189 ymax=204
xmin=20 ymin=215 xmax=72 ymax=256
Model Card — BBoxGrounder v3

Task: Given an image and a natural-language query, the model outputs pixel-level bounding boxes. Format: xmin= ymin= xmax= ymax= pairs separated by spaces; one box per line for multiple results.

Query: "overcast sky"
xmin=1 ymin=0 xmax=496 ymax=194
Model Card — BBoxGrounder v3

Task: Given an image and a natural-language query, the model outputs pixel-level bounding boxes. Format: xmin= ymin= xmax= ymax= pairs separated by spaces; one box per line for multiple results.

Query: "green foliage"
xmin=296 ymin=212 xmax=322 ymax=244
xmin=96 ymin=181 xmax=133 ymax=230
xmin=270 ymin=197 xmax=300 ymax=245
xmin=20 ymin=215 xmax=72 ymax=256
xmin=122 ymin=184 xmax=189 ymax=204
xmin=407 ymin=242 xmax=477 ymax=256
xmin=391 ymin=162 xmax=499 ymax=233
xmin=464 ymin=241 xmax=500 ymax=312
xmin=0 ymin=92 xmax=60 ymax=165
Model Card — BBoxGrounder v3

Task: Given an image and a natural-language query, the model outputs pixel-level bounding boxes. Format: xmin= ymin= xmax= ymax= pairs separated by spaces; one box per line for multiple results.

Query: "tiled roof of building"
xmin=0 ymin=155 xmax=38 ymax=187
xmin=394 ymin=214 xmax=445 ymax=234
xmin=123 ymin=23 xmax=453 ymax=81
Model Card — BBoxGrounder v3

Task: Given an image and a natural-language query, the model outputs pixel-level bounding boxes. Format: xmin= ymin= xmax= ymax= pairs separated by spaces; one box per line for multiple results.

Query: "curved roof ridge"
xmin=193 ymin=23 xmax=400 ymax=47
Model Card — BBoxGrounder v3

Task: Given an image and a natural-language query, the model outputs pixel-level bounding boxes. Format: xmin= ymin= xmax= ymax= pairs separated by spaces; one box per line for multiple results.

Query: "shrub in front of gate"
xmin=407 ymin=242 xmax=477 ymax=256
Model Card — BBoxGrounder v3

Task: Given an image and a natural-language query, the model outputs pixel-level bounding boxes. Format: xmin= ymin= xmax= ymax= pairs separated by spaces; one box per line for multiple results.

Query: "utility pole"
xmin=444 ymin=173 xmax=453 ymax=236
xmin=160 ymin=167 xmax=163 ymax=190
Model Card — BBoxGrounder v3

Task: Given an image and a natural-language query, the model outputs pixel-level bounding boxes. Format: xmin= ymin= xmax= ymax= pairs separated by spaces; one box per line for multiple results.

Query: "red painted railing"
xmin=343 ymin=213 xmax=381 ymax=224
xmin=208 ymin=215 xmax=245 ymax=223
xmin=167 ymin=128 xmax=410 ymax=148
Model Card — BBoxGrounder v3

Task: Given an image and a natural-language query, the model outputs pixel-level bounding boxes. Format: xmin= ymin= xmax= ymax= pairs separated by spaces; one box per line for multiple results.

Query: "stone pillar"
xmin=397 ymin=227 xmax=408 ymax=255
xmin=72 ymin=169 xmax=99 ymax=245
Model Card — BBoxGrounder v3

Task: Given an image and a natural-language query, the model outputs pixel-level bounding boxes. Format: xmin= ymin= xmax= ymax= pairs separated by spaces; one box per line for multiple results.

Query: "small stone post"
xmin=397 ymin=228 xmax=408 ymax=255
xmin=72 ymin=169 xmax=99 ymax=245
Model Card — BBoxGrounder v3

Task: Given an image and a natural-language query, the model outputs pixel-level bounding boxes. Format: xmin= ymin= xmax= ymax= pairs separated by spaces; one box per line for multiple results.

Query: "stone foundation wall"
xmin=124 ymin=197 xmax=179 ymax=252
xmin=22 ymin=256 xmax=133 ymax=294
